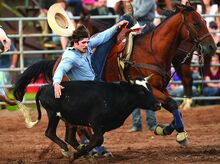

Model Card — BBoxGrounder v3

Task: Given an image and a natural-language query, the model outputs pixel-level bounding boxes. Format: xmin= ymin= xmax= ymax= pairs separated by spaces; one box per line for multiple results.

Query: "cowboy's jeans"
xmin=131 ymin=108 xmax=157 ymax=131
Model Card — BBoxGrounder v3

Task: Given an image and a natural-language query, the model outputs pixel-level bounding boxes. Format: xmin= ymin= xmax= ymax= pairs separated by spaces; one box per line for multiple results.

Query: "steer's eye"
xmin=193 ymin=22 xmax=200 ymax=30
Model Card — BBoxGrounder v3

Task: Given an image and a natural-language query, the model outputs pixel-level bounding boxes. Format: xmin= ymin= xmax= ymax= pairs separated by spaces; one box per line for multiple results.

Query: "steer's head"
xmin=131 ymin=76 xmax=161 ymax=111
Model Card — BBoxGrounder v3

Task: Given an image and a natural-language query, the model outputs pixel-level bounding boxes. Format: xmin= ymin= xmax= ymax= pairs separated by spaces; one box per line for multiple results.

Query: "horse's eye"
xmin=193 ymin=22 xmax=200 ymax=30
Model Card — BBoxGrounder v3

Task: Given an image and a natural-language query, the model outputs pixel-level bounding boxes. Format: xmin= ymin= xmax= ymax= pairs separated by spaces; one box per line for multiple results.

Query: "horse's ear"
xmin=85 ymin=15 xmax=91 ymax=21
xmin=185 ymin=1 xmax=192 ymax=6
xmin=174 ymin=3 xmax=185 ymax=12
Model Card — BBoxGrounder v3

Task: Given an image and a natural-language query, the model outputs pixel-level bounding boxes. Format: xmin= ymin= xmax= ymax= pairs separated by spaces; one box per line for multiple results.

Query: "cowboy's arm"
xmin=89 ymin=20 xmax=128 ymax=49
xmin=53 ymin=51 xmax=75 ymax=84
xmin=133 ymin=0 xmax=154 ymax=18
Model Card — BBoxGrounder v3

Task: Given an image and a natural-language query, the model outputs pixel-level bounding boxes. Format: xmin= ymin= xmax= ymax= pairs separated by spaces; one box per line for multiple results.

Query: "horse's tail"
xmin=13 ymin=60 xmax=56 ymax=101
xmin=29 ymin=86 xmax=43 ymax=128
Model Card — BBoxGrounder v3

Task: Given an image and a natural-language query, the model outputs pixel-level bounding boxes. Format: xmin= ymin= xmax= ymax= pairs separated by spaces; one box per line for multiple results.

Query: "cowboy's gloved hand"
xmin=116 ymin=20 xmax=129 ymax=29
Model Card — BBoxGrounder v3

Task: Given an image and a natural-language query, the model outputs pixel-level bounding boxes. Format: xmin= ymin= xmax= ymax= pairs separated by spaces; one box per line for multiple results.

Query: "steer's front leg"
xmin=70 ymin=127 xmax=104 ymax=161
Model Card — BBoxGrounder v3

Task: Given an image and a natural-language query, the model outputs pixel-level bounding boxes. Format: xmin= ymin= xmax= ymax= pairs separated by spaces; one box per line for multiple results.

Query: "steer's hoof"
xmin=176 ymin=132 xmax=189 ymax=146
xmin=154 ymin=124 xmax=166 ymax=136
xmin=61 ymin=149 xmax=70 ymax=157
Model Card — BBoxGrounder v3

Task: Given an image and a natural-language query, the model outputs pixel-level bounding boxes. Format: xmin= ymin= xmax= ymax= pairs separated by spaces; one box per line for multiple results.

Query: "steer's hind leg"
xmin=45 ymin=112 xmax=69 ymax=157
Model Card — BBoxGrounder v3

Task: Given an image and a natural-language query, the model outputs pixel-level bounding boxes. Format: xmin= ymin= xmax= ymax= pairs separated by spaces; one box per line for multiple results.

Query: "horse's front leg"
xmin=152 ymin=88 xmax=188 ymax=146
xmin=178 ymin=64 xmax=193 ymax=110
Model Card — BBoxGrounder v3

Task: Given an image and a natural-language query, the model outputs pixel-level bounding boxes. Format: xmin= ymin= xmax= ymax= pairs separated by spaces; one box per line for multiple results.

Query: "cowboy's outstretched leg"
xmin=155 ymin=97 xmax=188 ymax=146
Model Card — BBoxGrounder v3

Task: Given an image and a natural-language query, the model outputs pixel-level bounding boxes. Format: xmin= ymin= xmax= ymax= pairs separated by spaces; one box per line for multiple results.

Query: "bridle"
xmin=180 ymin=11 xmax=211 ymax=64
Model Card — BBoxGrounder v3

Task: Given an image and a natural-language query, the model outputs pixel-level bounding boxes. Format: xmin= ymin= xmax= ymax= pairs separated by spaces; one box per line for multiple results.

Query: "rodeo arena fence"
xmin=0 ymin=14 xmax=220 ymax=105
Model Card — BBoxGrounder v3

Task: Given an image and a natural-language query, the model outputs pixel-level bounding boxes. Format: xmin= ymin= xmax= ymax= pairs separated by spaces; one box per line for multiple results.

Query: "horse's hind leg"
xmin=45 ymin=111 xmax=70 ymax=157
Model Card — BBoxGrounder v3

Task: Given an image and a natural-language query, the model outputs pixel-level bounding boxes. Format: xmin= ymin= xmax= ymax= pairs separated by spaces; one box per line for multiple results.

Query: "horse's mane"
xmin=144 ymin=3 xmax=195 ymax=34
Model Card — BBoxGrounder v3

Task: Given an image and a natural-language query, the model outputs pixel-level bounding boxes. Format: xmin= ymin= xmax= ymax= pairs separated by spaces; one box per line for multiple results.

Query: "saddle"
xmin=106 ymin=25 xmax=143 ymax=80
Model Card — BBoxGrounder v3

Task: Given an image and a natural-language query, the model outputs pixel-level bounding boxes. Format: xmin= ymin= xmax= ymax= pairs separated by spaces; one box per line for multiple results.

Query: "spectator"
xmin=168 ymin=66 xmax=199 ymax=105
xmin=127 ymin=0 xmax=157 ymax=133
xmin=203 ymin=54 xmax=220 ymax=105
xmin=0 ymin=41 xmax=19 ymax=109
xmin=168 ymin=68 xmax=184 ymax=104
xmin=83 ymin=0 xmax=96 ymax=11
xmin=155 ymin=0 xmax=172 ymax=15
xmin=197 ymin=0 xmax=218 ymax=27
xmin=90 ymin=0 xmax=116 ymax=28
xmin=191 ymin=54 xmax=202 ymax=90
xmin=39 ymin=0 xmax=56 ymax=43
xmin=208 ymin=21 xmax=220 ymax=45
xmin=66 ymin=0 xmax=85 ymax=16
xmin=212 ymin=0 xmax=220 ymax=30
xmin=114 ymin=0 xmax=128 ymax=17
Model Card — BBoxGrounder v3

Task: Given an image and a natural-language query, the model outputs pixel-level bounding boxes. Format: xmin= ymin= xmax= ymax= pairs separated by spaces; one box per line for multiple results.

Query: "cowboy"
xmin=47 ymin=3 xmax=129 ymax=157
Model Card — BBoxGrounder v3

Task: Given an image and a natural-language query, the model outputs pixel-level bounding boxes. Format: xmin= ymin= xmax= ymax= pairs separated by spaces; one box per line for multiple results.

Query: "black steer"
xmin=33 ymin=80 xmax=160 ymax=160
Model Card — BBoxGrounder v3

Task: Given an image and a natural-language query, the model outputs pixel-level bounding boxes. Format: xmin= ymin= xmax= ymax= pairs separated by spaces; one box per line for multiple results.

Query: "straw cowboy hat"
xmin=47 ymin=3 xmax=75 ymax=37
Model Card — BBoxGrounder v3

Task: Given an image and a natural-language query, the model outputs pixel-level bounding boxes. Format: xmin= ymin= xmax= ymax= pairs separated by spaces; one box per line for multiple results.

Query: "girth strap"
xmin=126 ymin=61 xmax=167 ymax=78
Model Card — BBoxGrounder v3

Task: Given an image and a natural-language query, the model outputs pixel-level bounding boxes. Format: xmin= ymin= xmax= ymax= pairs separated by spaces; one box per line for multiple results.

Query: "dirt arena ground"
xmin=0 ymin=105 xmax=220 ymax=164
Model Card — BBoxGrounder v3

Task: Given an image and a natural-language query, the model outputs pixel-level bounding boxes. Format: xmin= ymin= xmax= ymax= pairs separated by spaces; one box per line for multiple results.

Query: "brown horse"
xmin=0 ymin=4 xmax=216 ymax=153
xmin=102 ymin=3 xmax=216 ymax=143
xmin=78 ymin=11 xmax=213 ymax=110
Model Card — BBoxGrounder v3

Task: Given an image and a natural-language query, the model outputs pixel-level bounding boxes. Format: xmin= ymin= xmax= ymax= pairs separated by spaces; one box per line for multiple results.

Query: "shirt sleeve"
xmin=53 ymin=50 xmax=75 ymax=84
xmin=89 ymin=25 xmax=118 ymax=49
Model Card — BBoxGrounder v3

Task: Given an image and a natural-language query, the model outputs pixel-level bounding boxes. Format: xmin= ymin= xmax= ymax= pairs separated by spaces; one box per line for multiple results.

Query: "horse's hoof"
xmin=176 ymin=132 xmax=188 ymax=146
xmin=179 ymin=98 xmax=192 ymax=110
xmin=61 ymin=149 xmax=71 ymax=157
xmin=154 ymin=124 xmax=166 ymax=136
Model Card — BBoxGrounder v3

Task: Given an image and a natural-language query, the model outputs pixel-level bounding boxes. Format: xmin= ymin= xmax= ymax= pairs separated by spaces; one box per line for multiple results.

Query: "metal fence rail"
xmin=0 ymin=14 xmax=220 ymax=105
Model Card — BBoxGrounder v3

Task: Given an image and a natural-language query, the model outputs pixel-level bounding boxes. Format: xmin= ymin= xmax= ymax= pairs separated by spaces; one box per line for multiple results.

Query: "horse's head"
xmin=176 ymin=4 xmax=216 ymax=58
xmin=0 ymin=27 xmax=11 ymax=53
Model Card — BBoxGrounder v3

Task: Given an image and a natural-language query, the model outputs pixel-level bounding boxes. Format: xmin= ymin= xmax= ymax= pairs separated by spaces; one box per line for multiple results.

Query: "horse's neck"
xmin=157 ymin=14 xmax=183 ymax=48
xmin=152 ymin=14 xmax=183 ymax=66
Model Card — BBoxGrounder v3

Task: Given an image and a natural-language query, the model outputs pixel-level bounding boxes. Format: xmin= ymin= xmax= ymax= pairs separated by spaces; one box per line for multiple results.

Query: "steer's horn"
xmin=129 ymin=80 xmax=135 ymax=84
xmin=144 ymin=74 xmax=154 ymax=82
